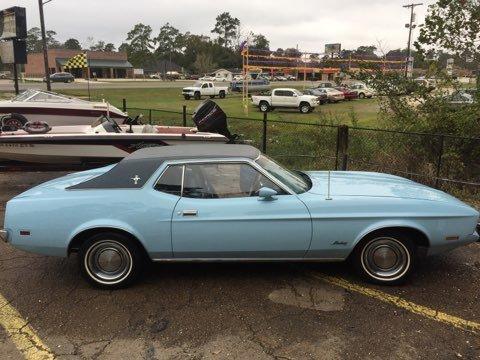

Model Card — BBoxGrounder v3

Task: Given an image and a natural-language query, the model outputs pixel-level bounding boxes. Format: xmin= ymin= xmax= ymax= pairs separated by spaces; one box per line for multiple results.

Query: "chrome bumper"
xmin=0 ymin=229 xmax=9 ymax=243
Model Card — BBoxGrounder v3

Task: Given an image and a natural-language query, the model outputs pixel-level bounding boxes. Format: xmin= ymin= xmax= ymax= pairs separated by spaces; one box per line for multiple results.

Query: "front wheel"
xmin=194 ymin=92 xmax=201 ymax=100
xmin=259 ymin=101 xmax=270 ymax=112
xmin=219 ymin=91 xmax=226 ymax=99
xmin=358 ymin=92 xmax=365 ymax=99
xmin=299 ymin=103 xmax=311 ymax=114
xmin=352 ymin=232 xmax=415 ymax=285
xmin=79 ymin=232 xmax=145 ymax=289
xmin=184 ymin=95 xmax=191 ymax=100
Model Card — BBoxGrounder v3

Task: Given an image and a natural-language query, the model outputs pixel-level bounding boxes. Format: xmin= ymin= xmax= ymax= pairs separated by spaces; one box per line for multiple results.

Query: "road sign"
xmin=0 ymin=7 xmax=27 ymax=40
xmin=325 ymin=43 xmax=341 ymax=55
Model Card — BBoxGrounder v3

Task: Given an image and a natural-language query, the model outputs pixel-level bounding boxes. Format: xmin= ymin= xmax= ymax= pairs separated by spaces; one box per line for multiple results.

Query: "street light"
xmin=38 ymin=0 xmax=53 ymax=91
xmin=403 ymin=2 xmax=423 ymax=78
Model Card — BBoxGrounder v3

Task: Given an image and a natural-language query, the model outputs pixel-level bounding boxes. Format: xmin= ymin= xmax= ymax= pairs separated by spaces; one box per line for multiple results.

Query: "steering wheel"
xmin=106 ymin=116 xmax=122 ymax=133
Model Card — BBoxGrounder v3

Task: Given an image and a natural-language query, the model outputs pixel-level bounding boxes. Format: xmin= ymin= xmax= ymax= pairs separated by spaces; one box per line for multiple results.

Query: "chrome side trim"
xmin=0 ymin=229 xmax=9 ymax=243
xmin=151 ymin=257 xmax=344 ymax=263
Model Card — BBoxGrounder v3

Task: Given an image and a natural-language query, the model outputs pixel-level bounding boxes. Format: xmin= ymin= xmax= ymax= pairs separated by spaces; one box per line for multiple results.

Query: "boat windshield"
xmin=12 ymin=89 xmax=88 ymax=103
xmin=255 ymin=154 xmax=311 ymax=194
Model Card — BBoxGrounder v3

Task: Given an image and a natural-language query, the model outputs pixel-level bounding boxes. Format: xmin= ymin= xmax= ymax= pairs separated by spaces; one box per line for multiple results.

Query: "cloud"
xmin=5 ymin=0 xmax=434 ymax=52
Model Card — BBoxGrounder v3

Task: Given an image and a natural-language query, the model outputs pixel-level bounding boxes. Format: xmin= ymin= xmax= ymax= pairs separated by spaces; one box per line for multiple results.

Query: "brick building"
xmin=24 ymin=49 xmax=133 ymax=78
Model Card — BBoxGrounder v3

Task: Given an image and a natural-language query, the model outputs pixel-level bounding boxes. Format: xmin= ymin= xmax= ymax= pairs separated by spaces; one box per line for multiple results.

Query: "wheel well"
xmin=357 ymin=226 xmax=430 ymax=249
xmin=68 ymin=227 xmax=150 ymax=259
xmin=299 ymin=101 xmax=310 ymax=107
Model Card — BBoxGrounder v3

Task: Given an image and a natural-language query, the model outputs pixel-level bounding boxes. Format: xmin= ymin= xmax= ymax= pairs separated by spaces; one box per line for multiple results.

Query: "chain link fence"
xmin=122 ymin=100 xmax=480 ymax=204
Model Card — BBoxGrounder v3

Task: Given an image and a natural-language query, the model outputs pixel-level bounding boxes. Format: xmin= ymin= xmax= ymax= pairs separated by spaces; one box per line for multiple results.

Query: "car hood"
xmin=304 ymin=171 xmax=466 ymax=204
xmin=183 ymin=87 xmax=198 ymax=91
xmin=14 ymin=165 xmax=115 ymax=198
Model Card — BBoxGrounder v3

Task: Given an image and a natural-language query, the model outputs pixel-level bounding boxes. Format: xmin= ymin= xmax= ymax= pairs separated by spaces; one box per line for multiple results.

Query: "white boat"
xmin=0 ymin=116 xmax=227 ymax=164
xmin=0 ymin=89 xmax=127 ymax=128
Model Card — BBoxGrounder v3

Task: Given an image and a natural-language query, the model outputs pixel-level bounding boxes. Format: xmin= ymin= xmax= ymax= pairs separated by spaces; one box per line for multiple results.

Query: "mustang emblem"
xmin=131 ymin=175 xmax=141 ymax=185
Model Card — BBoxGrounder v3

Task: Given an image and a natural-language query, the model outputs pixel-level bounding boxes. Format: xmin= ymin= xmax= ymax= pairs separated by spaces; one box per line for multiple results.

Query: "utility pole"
xmin=403 ymin=2 xmax=423 ymax=78
xmin=38 ymin=0 xmax=52 ymax=91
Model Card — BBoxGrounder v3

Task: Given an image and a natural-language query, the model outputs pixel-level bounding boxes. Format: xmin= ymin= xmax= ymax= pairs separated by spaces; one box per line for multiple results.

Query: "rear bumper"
xmin=0 ymin=229 xmax=9 ymax=243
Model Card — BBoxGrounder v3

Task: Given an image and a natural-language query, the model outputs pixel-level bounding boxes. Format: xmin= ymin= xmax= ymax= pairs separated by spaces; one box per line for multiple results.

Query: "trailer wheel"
xmin=1 ymin=113 xmax=28 ymax=131
xmin=194 ymin=92 xmax=201 ymax=100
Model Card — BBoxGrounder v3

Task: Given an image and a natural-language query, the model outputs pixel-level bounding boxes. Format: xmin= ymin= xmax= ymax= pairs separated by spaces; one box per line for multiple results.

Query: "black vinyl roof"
xmin=68 ymin=144 xmax=260 ymax=190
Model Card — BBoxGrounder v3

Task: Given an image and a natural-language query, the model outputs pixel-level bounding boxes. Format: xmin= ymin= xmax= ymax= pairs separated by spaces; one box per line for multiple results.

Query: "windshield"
xmin=256 ymin=154 xmax=310 ymax=194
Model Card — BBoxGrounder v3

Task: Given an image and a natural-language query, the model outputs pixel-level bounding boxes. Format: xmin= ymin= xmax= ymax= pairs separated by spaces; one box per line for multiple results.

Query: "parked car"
xmin=149 ymin=73 xmax=161 ymax=79
xmin=335 ymin=86 xmax=358 ymax=101
xmin=0 ymin=71 xmax=11 ymax=79
xmin=349 ymin=83 xmax=375 ymax=98
xmin=413 ymin=77 xmax=436 ymax=91
xmin=251 ymin=88 xmax=319 ymax=113
xmin=185 ymin=74 xmax=200 ymax=80
xmin=2 ymin=144 xmax=478 ymax=289
xmin=316 ymin=82 xmax=336 ymax=89
xmin=231 ymin=79 xmax=270 ymax=93
xmin=316 ymin=88 xmax=345 ymax=103
xmin=274 ymin=75 xmax=288 ymax=81
xmin=447 ymin=90 xmax=475 ymax=106
xmin=302 ymin=88 xmax=329 ymax=104
xmin=199 ymin=75 xmax=216 ymax=81
xmin=285 ymin=74 xmax=296 ymax=81
xmin=182 ymin=81 xmax=229 ymax=100
xmin=44 ymin=72 xmax=75 ymax=83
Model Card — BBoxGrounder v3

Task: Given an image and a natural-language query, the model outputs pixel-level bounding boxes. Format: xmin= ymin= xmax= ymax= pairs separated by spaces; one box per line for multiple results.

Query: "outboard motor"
xmin=192 ymin=100 xmax=234 ymax=141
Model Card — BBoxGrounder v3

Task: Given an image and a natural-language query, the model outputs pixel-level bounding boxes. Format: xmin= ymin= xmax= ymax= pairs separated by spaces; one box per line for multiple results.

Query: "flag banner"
xmin=64 ymin=53 xmax=87 ymax=69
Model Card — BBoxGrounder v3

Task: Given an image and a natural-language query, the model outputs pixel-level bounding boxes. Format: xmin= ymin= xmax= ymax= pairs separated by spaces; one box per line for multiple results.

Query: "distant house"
xmin=24 ymin=49 xmax=133 ymax=78
xmin=212 ymin=68 xmax=233 ymax=82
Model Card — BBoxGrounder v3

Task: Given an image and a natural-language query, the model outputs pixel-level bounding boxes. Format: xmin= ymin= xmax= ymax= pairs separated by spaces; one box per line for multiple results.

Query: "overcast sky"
xmin=6 ymin=0 xmax=435 ymax=53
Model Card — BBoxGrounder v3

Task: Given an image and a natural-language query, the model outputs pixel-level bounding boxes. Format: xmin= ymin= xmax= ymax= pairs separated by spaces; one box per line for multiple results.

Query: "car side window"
xmin=275 ymin=90 xmax=286 ymax=96
xmin=284 ymin=91 xmax=294 ymax=97
xmin=154 ymin=165 xmax=183 ymax=196
xmin=183 ymin=163 xmax=286 ymax=199
xmin=202 ymin=83 xmax=208 ymax=88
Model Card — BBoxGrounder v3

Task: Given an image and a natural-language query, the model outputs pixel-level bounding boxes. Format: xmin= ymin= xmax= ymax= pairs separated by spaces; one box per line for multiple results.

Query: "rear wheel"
xmin=352 ymin=231 xmax=415 ymax=285
xmin=184 ymin=95 xmax=191 ymax=100
xmin=259 ymin=101 xmax=270 ymax=112
xmin=358 ymin=92 xmax=366 ymax=99
xmin=79 ymin=232 xmax=145 ymax=289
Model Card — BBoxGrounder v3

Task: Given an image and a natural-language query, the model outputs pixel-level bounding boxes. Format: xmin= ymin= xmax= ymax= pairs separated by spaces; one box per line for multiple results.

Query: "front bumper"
xmin=0 ymin=229 xmax=9 ymax=243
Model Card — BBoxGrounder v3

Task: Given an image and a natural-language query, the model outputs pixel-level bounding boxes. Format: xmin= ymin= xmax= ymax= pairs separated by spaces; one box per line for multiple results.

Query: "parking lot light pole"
xmin=403 ymin=2 xmax=423 ymax=78
xmin=38 ymin=0 xmax=53 ymax=91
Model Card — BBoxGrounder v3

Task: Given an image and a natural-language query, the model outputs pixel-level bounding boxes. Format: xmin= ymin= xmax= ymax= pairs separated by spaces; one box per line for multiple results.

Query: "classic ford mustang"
xmin=1 ymin=144 xmax=479 ymax=288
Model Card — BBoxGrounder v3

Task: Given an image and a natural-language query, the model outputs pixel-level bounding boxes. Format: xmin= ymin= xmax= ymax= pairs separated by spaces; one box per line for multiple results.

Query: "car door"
xmin=171 ymin=161 xmax=311 ymax=259
xmin=201 ymin=83 xmax=210 ymax=95
xmin=271 ymin=90 xmax=288 ymax=106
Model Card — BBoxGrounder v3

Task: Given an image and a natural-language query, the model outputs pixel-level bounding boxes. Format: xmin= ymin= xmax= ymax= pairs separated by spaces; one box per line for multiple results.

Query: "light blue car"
xmin=1 ymin=144 xmax=479 ymax=288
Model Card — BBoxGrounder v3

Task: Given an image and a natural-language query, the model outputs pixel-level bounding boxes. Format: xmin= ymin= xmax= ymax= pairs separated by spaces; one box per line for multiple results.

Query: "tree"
xmin=251 ymin=34 xmax=269 ymax=51
xmin=104 ymin=43 xmax=116 ymax=52
xmin=26 ymin=27 xmax=60 ymax=52
xmin=354 ymin=45 xmax=377 ymax=57
xmin=123 ymin=23 xmax=155 ymax=67
xmin=193 ymin=52 xmax=216 ymax=74
xmin=211 ymin=12 xmax=240 ymax=48
xmin=414 ymin=0 xmax=480 ymax=89
xmin=90 ymin=40 xmax=106 ymax=51
xmin=155 ymin=23 xmax=183 ymax=56
xmin=63 ymin=38 xmax=82 ymax=50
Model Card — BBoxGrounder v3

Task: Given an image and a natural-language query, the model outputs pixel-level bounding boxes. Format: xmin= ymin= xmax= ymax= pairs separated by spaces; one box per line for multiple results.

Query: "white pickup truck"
xmin=182 ymin=81 xmax=229 ymax=100
xmin=251 ymin=88 xmax=319 ymax=113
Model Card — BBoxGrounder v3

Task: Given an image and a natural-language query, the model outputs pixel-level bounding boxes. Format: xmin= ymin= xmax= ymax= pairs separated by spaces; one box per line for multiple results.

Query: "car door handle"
xmin=181 ymin=209 xmax=198 ymax=216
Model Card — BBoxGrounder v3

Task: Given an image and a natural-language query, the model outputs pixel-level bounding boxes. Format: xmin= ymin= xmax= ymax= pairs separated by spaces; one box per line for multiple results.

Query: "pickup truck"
xmin=182 ymin=81 xmax=229 ymax=100
xmin=251 ymin=88 xmax=319 ymax=113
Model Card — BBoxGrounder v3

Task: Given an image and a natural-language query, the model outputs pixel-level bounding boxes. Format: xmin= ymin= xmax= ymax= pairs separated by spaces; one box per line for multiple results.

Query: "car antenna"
xmin=326 ymin=171 xmax=332 ymax=200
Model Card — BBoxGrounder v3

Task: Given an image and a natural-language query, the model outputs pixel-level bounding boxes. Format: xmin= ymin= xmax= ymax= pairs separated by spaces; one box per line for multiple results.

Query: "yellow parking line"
xmin=311 ymin=273 xmax=480 ymax=334
xmin=0 ymin=293 xmax=54 ymax=360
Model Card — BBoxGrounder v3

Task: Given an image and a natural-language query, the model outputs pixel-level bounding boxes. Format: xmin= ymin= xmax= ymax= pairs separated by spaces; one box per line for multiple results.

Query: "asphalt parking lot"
xmin=1 ymin=171 xmax=479 ymax=359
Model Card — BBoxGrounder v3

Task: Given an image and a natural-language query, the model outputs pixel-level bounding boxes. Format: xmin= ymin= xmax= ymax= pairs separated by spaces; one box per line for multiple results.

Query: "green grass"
xmin=57 ymin=87 xmax=381 ymax=128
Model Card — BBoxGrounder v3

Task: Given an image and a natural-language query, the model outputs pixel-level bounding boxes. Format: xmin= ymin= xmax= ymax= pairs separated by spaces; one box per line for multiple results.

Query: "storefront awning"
xmin=56 ymin=58 xmax=133 ymax=68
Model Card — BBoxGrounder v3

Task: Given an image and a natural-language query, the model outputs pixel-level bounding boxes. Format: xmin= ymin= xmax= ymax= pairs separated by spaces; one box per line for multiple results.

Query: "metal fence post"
xmin=336 ymin=125 xmax=349 ymax=171
xmin=434 ymin=135 xmax=445 ymax=188
xmin=182 ymin=105 xmax=187 ymax=127
xmin=148 ymin=109 xmax=152 ymax=125
xmin=262 ymin=112 xmax=267 ymax=154
xmin=122 ymin=98 xmax=126 ymax=112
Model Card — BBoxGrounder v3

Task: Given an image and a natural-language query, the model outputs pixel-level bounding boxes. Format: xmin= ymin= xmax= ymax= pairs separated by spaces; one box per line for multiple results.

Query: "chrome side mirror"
xmin=258 ymin=187 xmax=278 ymax=200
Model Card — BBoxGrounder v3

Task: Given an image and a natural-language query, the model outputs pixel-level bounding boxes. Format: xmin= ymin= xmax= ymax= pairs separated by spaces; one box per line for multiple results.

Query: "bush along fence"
xmin=121 ymin=99 xmax=480 ymax=204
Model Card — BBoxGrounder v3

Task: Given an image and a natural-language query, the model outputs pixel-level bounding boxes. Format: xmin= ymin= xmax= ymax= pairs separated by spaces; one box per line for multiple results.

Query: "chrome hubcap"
xmin=85 ymin=240 xmax=132 ymax=284
xmin=361 ymin=237 xmax=410 ymax=281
